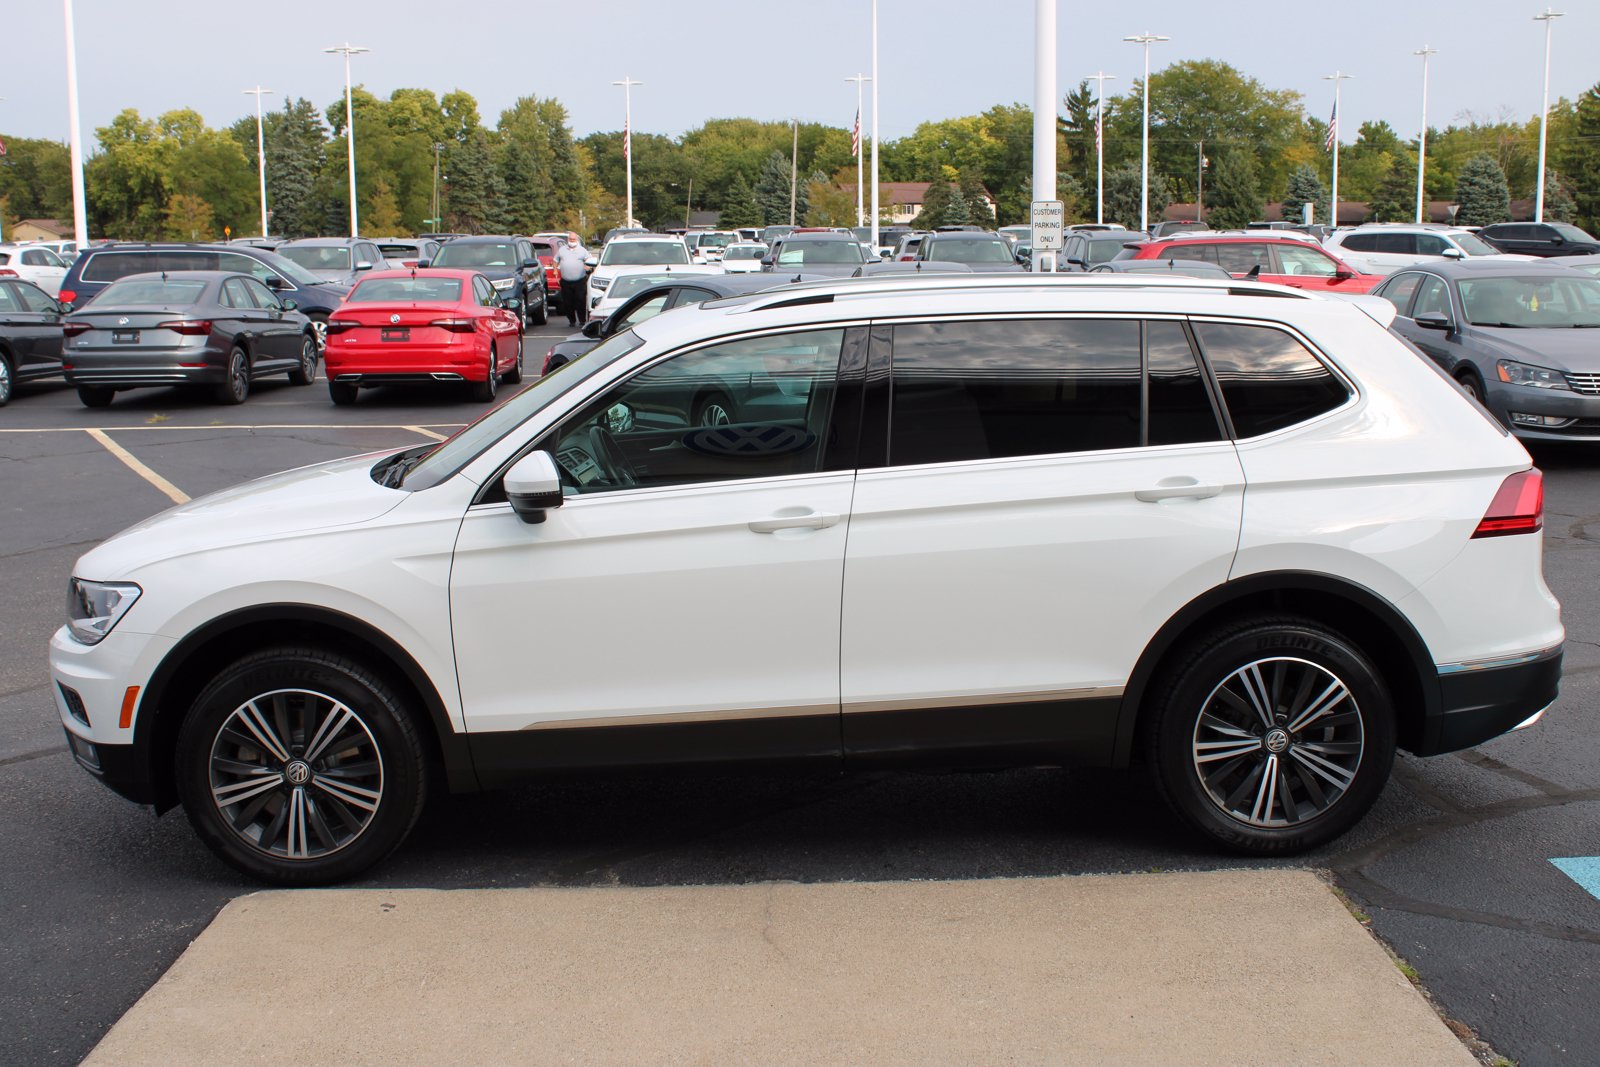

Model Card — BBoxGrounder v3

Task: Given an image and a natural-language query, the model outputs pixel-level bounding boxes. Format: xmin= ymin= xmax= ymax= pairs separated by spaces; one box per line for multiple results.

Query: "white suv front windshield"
xmin=602 ymin=242 xmax=690 ymax=266
xmin=1455 ymin=233 xmax=1499 ymax=256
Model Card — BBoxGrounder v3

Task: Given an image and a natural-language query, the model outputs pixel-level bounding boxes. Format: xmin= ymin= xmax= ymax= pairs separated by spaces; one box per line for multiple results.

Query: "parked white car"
xmin=586 ymin=235 xmax=694 ymax=311
xmin=720 ymin=243 xmax=769 ymax=273
xmin=1324 ymin=224 xmax=1535 ymax=276
xmin=687 ymin=231 xmax=740 ymax=264
xmin=0 ymin=243 xmax=70 ymax=296
xmin=588 ymin=264 xmax=721 ymax=319
xmin=53 ymin=273 xmax=1562 ymax=883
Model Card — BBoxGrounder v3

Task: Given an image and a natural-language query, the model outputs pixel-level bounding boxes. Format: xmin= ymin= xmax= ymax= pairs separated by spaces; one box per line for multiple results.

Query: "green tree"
xmin=943 ymin=186 xmax=973 ymax=225
xmin=445 ymin=127 xmax=497 ymax=232
xmin=960 ymin=170 xmax=995 ymax=228
xmin=1102 ymin=163 xmax=1169 ymax=230
xmin=163 ymin=193 xmax=215 ymax=240
xmin=1541 ymin=170 xmax=1577 ymax=223
xmin=911 ymin=179 xmax=955 ymax=228
xmin=1552 ymin=83 xmax=1600 ymax=233
xmin=1202 ymin=150 xmax=1263 ymax=230
xmin=718 ymin=173 xmax=762 ymax=229
xmin=1455 ymin=153 xmax=1511 ymax=226
xmin=364 ymin=177 xmax=404 ymax=234
xmin=755 ymin=149 xmax=794 ymax=225
xmin=263 ymin=98 xmax=327 ymax=237
xmin=1366 ymin=159 xmax=1416 ymax=224
xmin=1058 ymin=81 xmax=1097 ymax=193
xmin=1279 ymin=164 xmax=1328 ymax=227
xmin=804 ymin=172 xmax=857 ymax=227
xmin=0 ymin=136 xmax=72 ymax=224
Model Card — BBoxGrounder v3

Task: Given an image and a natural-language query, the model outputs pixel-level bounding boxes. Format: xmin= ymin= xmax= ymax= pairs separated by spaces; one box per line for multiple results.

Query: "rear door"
xmin=241 ymin=276 xmax=300 ymax=364
xmin=840 ymin=316 xmax=1244 ymax=766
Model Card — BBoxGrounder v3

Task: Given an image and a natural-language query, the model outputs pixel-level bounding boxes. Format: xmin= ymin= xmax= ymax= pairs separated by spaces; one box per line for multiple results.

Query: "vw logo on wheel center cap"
xmin=1265 ymin=729 xmax=1290 ymax=754
xmin=285 ymin=760 xmax=312 ymax=786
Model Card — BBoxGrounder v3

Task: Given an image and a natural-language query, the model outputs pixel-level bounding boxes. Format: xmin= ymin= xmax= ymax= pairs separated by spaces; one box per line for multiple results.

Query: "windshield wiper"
xmin=372 ymin=446 xmax=429 ymax=488
xmin=1471 ymin=321 xmax=1527 ymax=328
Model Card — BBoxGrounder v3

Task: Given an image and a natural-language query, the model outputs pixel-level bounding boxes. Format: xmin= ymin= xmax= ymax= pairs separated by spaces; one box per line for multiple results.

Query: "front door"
xmin=449 ymin=326 xmax=863 ymax=777
xmin=841 ymin=317 xmax=1245 ymax=765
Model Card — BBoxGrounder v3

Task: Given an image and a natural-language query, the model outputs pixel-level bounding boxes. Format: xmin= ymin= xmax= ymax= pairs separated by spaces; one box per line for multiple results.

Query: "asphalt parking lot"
xmin=3 ymin=318 xmax=1598 ymax=1067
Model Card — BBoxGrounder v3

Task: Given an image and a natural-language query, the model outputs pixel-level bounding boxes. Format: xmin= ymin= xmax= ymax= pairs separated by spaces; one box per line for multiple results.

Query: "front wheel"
xmin=174 ymin=648 xmax=429 ymax=885
xmin=0 ymin=353 xmax=13 ymax=406
xmin=1144 ymin=616 xmax=1395 ymax=855
xmin=1455 ymin=369 xmax=1487 ymax=405
xmin=288 ymin=334 xmax=318 ymax=385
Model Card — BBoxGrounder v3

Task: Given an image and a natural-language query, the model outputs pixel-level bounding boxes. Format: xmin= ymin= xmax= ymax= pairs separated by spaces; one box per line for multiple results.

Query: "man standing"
xmin=555 ymin=237 xmax=591 ymax=326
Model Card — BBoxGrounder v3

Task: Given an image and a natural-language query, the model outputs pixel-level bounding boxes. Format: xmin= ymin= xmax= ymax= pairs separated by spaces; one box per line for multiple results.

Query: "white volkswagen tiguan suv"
xmin=51 ymin=274 xmax=1563 ymax=883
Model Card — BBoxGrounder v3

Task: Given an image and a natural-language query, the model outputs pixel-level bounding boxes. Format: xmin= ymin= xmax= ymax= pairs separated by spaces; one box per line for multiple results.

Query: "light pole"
xmin=1196 ymin=141 xmax=1208 ymax=223
xmin=789 ymin=119 xmax=799 ymax=226
xmin=846 ymin=73 xmax=870 ymax=228
xmin=1032 ymin=0 xmax=1057 ymax=272
xmin=63 ymin=0 xmax=88 ymax=248
xmin=430 ymin=142 xmax=445 ymax=228
xmin=1412 ymin=46 xmax=1436 ymax=224
xmin=1123 ymin=31 xmax=1169 ymax=233
xmin=870 ymin=0 xmax=880 ymax=247
xmin=324 ymin=44 xmax=369 ymax=238
xmin=242 ymin=87 xmax=274 ymax=238
xmin=1086 ymin=71 xmax=1115 ymax=226
xmin=1323 ymin=71 xmax=1353 ymax=231
xmin=612 ymin=77 xmax=643 ymax=227
xmin=1534 ymin=8 xmax=1563 ymax=222
xmin=684 ymin=177 xmax=693 ymax=230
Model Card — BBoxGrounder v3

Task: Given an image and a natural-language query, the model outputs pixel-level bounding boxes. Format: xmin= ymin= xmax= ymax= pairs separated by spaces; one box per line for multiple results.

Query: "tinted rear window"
xmin=1193 ymin=322 xmax=1349 ymax=437
xmin=81 ymin=251 xmax=219 ymax=282
xmin=348 ymin=278 xmax=464 ymax=303
xmin=95 ymin=278 xmax=209 ymax=305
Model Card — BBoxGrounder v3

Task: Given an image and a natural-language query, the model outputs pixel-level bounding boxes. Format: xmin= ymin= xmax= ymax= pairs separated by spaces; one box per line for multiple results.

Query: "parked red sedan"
xmin=324 ymin=269 xmax=523 ymax=405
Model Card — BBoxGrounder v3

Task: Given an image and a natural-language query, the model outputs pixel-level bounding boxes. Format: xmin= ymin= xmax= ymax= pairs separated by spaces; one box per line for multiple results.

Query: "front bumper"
xmin=52 ymin=626 xmax=176 ymax=805
xmin=1418 ymin=645 xmax=1563 ymax=755
xmin=1485 ymin=381 xmax=1600 ymax=441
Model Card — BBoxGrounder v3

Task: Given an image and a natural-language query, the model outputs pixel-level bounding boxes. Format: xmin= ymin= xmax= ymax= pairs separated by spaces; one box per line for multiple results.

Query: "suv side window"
xmin=1274 ymin=244 xmax=1339 ymax=277
xmin=1147 ymin=321 xmax=1225 ymax=446
xmin=1167 ymin=243 xmax=1219 ymax=264
xmin=217 ymin=252 xmax=284 ymax=287
xmin=1415 ymin=234 xmax=1450 ymax=256
xmin=889 ymin=319 xmax=1141 ymax=465
xmin=1213 ymin=242 xmax=1270 ymax=274
xmin=1192 ymin=321 xmax=1349 ymax=438
xmin=542 ymin=328 xmax=846 ymax=494
xmin=1379 ymin=273 xmax=1425 ymax=316
xmin=1340 ymin=234 xmax=1377 ymax=252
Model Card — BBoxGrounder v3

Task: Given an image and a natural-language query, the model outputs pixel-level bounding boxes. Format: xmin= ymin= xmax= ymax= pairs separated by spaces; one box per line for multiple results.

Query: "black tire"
xmin=288 ymin=334 xmax=318 ymax=385
xmin=1143 ymin=615 xmax=1395 ymax=855
xmin=693 ymin=390 xmax=736 ymax=427
xmin=1455 ymin=368 xmax=1487 ymax=405
xmin=306 ymin=314 xmax=329 ymax=352
xmin=213 ymin=346 xmax=251 ymax=405
xmin=528 ymin=285 xmax=548 ymax=326
xmin=0 ymin=351 xmax=12 ymax=406
xmin=471 ymin=342 xmax=499 ymax=403
xmin=174 ymin=647 xmax=429 ymax=885
xmin=329 ymin=380 xmax=358 ymax=406
xmin=77 ymin=385 xmax=115 ymax=408
xmin=503 ymin=335 xmax=524 ymax=384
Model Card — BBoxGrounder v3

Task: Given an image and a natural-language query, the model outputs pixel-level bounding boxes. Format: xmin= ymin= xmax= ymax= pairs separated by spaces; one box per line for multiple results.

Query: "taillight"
xmin=58 ymin=289 xmax=78 ymax=306
xmin=1472 ymin=469 xmax=1543 ymax=538
xmin=324 ymin=320 xmax=357 ymax=334
xmin=401 ymin=260 xmax=418 ymax=268
xmin=157 ymin=319 xmax=213 ymax=336
xmin=0 ymin=268 xmax=17 ymax=277
xmin=63 ymin=321 xmax=92 ymax=337
xmin=430 ymin=317 xmax=477 ymax=333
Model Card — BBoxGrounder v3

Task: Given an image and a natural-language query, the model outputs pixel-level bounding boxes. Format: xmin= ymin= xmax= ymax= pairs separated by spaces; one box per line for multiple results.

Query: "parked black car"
xmin=58 ymin=243 xmax=352 ymax=349
xmin=1477 ymin=221 xmax=1600 ymax=258
xmin=274 ymin=237 xmax=396 ymax=287
xmin=62 ymin=271 xmax=319 ymax=408
xmin=761 ymin=232 xmax=868 ymax=276
xmin=1373 ymin=259 xmax=1600 ymax=442
xmin=0 ymin=278 xmax=65 ymax=405
xmin=1062 ymin=230 xmax=1148 ymax=271
xmin=915 ymin=231 xmax=1026 ymax=272
xmin=424 ymin=235 xmax=548 ymax=329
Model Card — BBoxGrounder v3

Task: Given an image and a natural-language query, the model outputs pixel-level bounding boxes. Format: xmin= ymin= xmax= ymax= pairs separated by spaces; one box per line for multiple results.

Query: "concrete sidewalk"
xmin=85 ymin=870 xmax=1476 ymax=1067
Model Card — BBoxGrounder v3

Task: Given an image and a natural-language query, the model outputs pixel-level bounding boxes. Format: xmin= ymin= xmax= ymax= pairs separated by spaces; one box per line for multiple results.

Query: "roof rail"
xmin=725 ymin=271 xmax=1314 ymax=314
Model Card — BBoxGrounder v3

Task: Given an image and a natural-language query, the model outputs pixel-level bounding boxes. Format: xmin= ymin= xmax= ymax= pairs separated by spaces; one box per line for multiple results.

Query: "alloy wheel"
xmin=0 ymin=356 xmax=11 ymax=405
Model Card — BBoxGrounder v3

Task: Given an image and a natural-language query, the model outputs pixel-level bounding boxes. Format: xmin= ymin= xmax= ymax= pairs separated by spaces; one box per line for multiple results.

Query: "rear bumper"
xmin=63 ymin=351 xmax=223 ymax=387
xmin=1418 ymin=645 xmax=1563 ymax=755
xmin=325 ymin=341 xmax=490 ymax=381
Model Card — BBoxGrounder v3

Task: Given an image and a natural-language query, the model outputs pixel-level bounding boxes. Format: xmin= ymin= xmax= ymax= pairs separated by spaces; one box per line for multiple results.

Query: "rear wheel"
xmin=174 ymin=647 xmax=429 ymax=885
xmin=503 ymin=335 xmax=524 ymax=384
xmin=0 ymin=352 xmax=12 ymax=406
xmin=471 ymin=342 xmax=500 ymax=403
xmin=77 ymin=385 xmax=115 ymax=408
xmin=528 ymin=285 xmax=548 ymax=326
xmin=288 ymin=334 xmax=318 ymax=385
xmin=1144 ymin=615 xmax=1395 ymax=855
xmin=329 ymin=381 xmax=358 ymax=406
xmin=213 ymin=346 xmax=250 ymax=405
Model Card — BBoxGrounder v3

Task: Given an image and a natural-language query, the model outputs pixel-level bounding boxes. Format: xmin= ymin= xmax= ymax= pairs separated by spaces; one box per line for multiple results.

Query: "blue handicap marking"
xmin=1550 ymin=857 xmax=1600 ymax=901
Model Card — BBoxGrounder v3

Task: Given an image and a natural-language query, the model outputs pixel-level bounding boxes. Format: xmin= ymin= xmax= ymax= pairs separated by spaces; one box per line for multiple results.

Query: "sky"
xmin=2 ymin=1 xmax=1591 ymax=149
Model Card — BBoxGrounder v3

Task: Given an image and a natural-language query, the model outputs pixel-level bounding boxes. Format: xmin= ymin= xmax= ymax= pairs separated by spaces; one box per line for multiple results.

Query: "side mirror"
xmin=355 ymin=261 xmax=374 ymax=272
xmin=584 ymin=256 xmax=598 ymax=268
xmin=581 ymin=319 xmax=603 ymax=339
xmin=760 ymin=257 xmax=773 ymax=268
xmin=1066 ymin=257 xmax=1086 ymax=268
xmin=281 ymin=298 xmax=299 ymax=311
xmin=417 ymin=259 xmax=431 ymax=269
xmin=879 ymin=249 xmax=891 ymax=259
xmin=1414 ymin=311 xmax=1453 ymax=331
xmin=1442 ymin=249 xmax=1465 ymax=260
xmin=1551 ymin=236 xmax=1565 ymax=245
xmin=1333 ymin=268 xmax=1354 ymax=279
xmin=522 ymin=259 xmax=538 ymax=269
xmin=504 ymin=450 xmax=565 ymax=525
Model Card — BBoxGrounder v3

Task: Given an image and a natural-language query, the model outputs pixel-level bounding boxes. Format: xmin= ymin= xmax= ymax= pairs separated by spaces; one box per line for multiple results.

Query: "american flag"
xmin=623 ymin=118 xmax=630 ymax=161
xmin=1323 ymin=100 xmax=1338 ymax=152
xmin=851 ymin=108 xmax=861 ymax=158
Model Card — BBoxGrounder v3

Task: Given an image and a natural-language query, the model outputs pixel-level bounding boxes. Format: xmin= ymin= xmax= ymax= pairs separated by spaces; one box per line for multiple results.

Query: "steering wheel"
xmin=587 ymin=425 xmax=638 ymax=488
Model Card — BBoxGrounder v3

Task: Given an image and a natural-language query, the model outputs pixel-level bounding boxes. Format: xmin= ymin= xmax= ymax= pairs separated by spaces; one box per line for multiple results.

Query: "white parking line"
xmin=84 ymin=429 xmax=191 ymax=505
xmin=404 ymin=426 xmax=451 ymax=441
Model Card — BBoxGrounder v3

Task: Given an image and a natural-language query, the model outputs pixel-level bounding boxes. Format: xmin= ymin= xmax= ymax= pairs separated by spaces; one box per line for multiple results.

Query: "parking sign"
xmin=1030 ymin=200 xmax=1064 ymax=251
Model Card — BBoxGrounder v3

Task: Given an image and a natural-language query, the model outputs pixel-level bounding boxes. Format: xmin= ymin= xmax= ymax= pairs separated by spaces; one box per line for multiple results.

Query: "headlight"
xmin=67 ymin=579 xmax=142 ymax=645
xmin=490 ymin=277 xmax=515 ymax=291
xmin=1496 ymin=360 xmax=1570 ymax=390
xmin=589 ymin=276 xmax=611 ymax=292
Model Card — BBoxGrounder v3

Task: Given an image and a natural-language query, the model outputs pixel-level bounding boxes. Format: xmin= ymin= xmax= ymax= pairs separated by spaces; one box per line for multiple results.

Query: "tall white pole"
xmin=847 ymin=74 xmax=870 ymax=228
xmin=1323 ymin=72 xmax=1352 ymax=232
xmin=1032 ymin=0 xmax=1057 ymax=272
xmin=63 ymin=0 xmax=88 ymax=248
xmin=243 ymin=87 xmax=274 ymax=238
xmin=613 ymin=77 xmax=642 ymax=227
xmin=1413 ymin=47 xmax=1435 ymax=224
xmin=1534 ymin=9 xmax=1563 ymax=223
xmin=1087 ymin=72 xmax=1115 ymax=226
xmin=324 ymin=44 xmax=369 ymax=238
xmin=870 ymin=0 xmax=880 ymax=248
xmin=1124 ymin=32 xmax=1168 ymax=233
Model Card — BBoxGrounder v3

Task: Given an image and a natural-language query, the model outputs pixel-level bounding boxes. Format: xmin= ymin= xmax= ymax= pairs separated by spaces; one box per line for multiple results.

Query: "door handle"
xmin=1135 ymin=479 xmax=1223 ymax=503
xmin=748 ymin=509 xmax=842 ymax=533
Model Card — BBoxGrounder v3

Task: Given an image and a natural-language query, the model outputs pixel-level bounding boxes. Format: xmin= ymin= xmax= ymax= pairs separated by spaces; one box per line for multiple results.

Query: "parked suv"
xmin=58 ymin=243 xmax=352 ymax=348
xmin=425 ymin=236 xmax=548 ymax=329
xmin=53 ymin=274 xmax=1562 ymax=884
xmin=1325 ymin=224 xmax=1531 ymax=275
xmin=1128 ymin=234 xmax=1381 ymax=293
xmin=275 ymin=237 xmax=396 ymax=287
xmin=1477 ymin=222 xmax=1600 ymax=258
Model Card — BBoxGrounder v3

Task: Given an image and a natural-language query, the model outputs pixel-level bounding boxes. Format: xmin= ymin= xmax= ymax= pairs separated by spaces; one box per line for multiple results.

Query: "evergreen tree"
xmin=911 ymin=180 xmax=954 ymax=228
xmin=1553 ymin=83 xmax=1600 ymax=234
xmin=1542 ymin=170 xmax=1577 ymax=223
xmin=445 ymin=129 xmax=496 ymax=232
xmin=1366 ymin=159 xmax=1416 ymax=224
xmin=718 ymin=173 xmax=763 ymax=229
xmin=959 ymin=170 xmax=995 ymax=227
xmin=755 ymin=150 xmax=792 ymax=225
xmin=1203 ymin=150 xmax=1263 ymax=230
xmin=266 ymin=98 xmax=327 ymax=237
xmin=364 ymin=177 xmax=404 ymax=235
xmin=1455 ymin=153 xmax=1511 ymax=226
xmin=1279 ymin=163 xmax=1329 ymax=228
xmin=943 ymin=187 xmax=972 ymax=226
xmin=1102 ymin=164 xmax=1169 ymax=230
xmin=1057 ymin=81 xmax=1097 ymax=191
